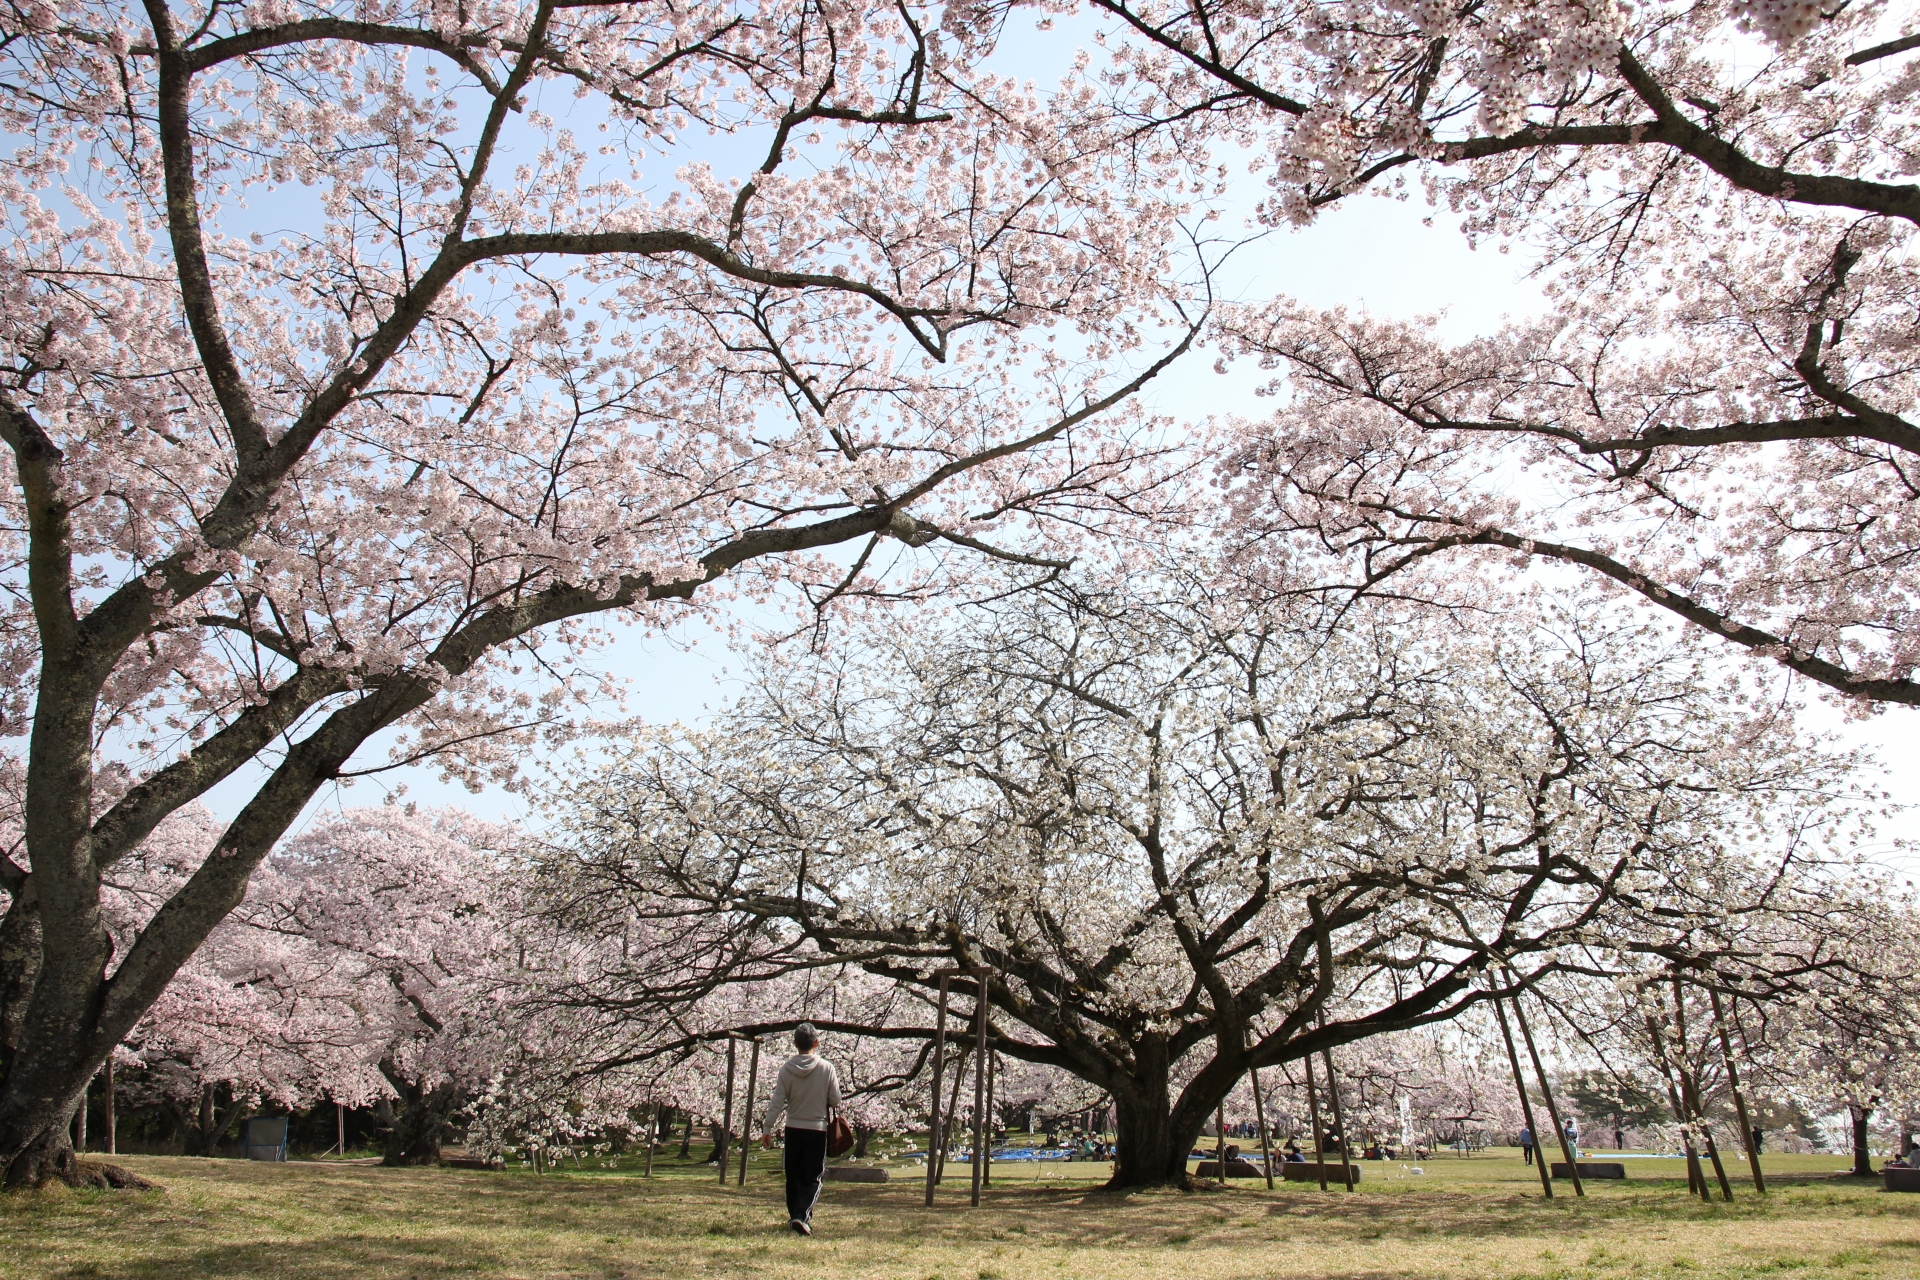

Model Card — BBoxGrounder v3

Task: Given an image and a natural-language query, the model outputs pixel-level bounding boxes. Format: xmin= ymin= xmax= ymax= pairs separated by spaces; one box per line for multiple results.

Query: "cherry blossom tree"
xmin=0 ymin=0 xmax=1205 ymax=1184
xmin=548 ymin=563 xmax=1867 ymax=1186
xmin=1072 ymin=0 xmax=1920 ymax=704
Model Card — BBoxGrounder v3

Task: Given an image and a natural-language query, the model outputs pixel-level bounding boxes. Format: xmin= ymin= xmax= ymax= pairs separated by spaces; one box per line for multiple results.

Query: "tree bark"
xmin=377 ymin=1062 xmax=460 ymax=1166
xmin=1852 ymin=1104 xmax=1874 ymax=1177
xmin=1107 ymin=1060 xmax=1201 ymax=1189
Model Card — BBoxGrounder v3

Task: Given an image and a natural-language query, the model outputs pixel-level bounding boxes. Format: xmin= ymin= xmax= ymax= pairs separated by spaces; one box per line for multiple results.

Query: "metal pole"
xmin=924 ymin=975 xmax=951 ymax=1207
xmin=1492 ymin=994 xmax=1554 ymax=1198
xmin=720 ymin=1038 xmax=737 ymax=1186
xmin=1670 ymin=979 xmax=1732 ymax=1201
xmin=1251 ymin=1066 xmax=1275 ymax=1189
xmin=970 ymin=974 xmax=989 ymax=1207
xmin=1508 ymin=985 xmax=1584 ymax=1198
xmin=644 ymin=1101 xmax=657 ymax=1178
xmin=739 ymin=1037 xmax=761 ymax=1187
xmin=1709 ymin=988 xmax=1766 ymax=1194
xmin=1320 ymin=1046 xmax=1355 ymax=1192
xmin=1303 ymin=1051 xmax=1330 ymax=1191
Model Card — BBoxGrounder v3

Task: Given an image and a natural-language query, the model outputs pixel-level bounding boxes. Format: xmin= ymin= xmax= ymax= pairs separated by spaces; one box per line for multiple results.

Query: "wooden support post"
xmin=739 ymin=1037 xmax=761 ymax=1187
xmin=103 ymin=1059 xmax=116 ymax=1159
xmin=1321 ymin=1045 xmax=1355 ymax=1193
xmin=1647 ymin=1012 xmax=1709 ymax=1200
xmin=937 ymin=1045 xmax=966 ymax=1185
xmin=720 ymin=1037 xmax=737 ymax=1186
xmin=74 ymin=1076 xmax=87 ymax=1152
xmin=644 ymin=1101 xmax=657 ymax=1178
xmin=970 ymin=975 xmax=989 ymax=1208
xmin=925 ymin=974 xmax=952 ymax=1206
xmin=983 ymin=1047 xmax=997 ymax=1189
xmin=1709 ymin=988 xmax=1766 ymax=1194
xmin=1216 ymin=1104 xmax=1228 ymax=1186
xmin=1671 ymin=980 xmax=1733 ymax=1202
xmin=1303 ymin=1051 xmax=1330 ymax=1191
xmin=1508 ymin=984 xmax=1584 ymax=1198
xmin=1492 ymin=993 xmax=1554 ymax=1199
xmin=1252 ymin=1066 xmax=1276 ymax=1190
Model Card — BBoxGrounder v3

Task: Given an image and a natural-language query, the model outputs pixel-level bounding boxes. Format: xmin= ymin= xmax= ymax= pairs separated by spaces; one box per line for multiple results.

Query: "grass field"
xmin=4 ymin=1146 xmax=1915 ymax=1280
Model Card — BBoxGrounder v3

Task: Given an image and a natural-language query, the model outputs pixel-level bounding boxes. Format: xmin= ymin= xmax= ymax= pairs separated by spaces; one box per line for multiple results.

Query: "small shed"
xmin=243 ymin=1116 xmax=289 ymax=1162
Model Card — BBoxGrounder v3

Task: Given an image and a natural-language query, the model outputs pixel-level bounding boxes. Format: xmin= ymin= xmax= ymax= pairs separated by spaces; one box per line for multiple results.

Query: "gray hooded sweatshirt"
xmin=764 ymin=1053 xmax=843 ymax=1133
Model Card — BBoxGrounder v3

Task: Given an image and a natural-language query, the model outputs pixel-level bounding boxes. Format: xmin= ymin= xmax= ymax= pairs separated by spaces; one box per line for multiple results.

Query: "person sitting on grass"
xmin=761 ymin=1023 xmax=842 ymax=1238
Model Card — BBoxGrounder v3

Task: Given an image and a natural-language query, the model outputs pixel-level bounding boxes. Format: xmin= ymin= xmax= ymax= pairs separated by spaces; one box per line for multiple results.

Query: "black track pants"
xmin=784 ymin=1126 xmax=828 ymax=1224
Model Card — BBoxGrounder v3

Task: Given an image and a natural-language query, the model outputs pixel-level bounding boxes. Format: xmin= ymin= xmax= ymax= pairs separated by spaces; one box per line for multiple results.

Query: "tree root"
xmin=70 ymin=1159 xmax=158 ymax=1190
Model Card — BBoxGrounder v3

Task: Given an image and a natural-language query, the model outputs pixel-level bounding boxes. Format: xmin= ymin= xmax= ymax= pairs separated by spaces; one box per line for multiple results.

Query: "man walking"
xmin=1519 ymin=1125 xmax=1534 ymax=1165
xmin=762 ymin=1023 xmax=842 ymax=1236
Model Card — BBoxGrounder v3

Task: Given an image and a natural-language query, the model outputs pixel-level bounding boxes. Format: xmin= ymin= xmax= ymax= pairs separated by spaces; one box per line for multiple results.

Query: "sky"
xmin=191 ymin=11 xmax=1918 ymax=877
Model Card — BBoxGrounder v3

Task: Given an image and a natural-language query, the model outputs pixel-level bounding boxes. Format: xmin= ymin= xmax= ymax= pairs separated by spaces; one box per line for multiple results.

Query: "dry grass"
xmin=3 ymin=1149 xmax=1916 ymax=1280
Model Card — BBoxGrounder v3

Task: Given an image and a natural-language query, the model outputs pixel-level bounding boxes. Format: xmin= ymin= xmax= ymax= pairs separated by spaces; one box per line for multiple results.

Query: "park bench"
xmin=1551 ymin=1162 xmax=1627 ymax=1179
xmin=825 ymin=1166 xmax=889 ymax=1183
xmin=1883 ymin=1167 xmax=1920 ymax=1192
xmin=243 ymin=1117 xmax=288 ymax=1162
xmin=1279 ymin=1163 xmax=1359 ymax=1185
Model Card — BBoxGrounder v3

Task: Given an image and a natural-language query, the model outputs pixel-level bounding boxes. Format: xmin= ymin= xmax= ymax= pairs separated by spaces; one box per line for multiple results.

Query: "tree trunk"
xmin=853 ymin=1124 xmax=875 ymax=1158
xmin=378 ymin=1063 xmax=459 ymax=1166
xmin=1852 ymin=1104 xmax=1874 ymax=1177
xmin=0 ymin=888 xmax=41 ymax=1084
xmin=1109 ymin=1070 xmax=1199 ymax=1189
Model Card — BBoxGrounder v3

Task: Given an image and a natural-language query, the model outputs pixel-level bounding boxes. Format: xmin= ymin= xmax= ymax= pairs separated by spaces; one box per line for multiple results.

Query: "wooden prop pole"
xmin=924 ymin=974 xmax=951 ymax=1207
xmin=938 ymin=1041 xmax=967 ymax=1184
xmin=1709 ymin=987 xmax=1766 ymax=1194
xmin=1251 ymin=1066 xmax=1276 ymax=1189
xmin=971 ymin=976 xmax=989 ymax=1208
xmin=103 ymin=1059 xmax=116 ymax=1156
xmin=983 ymin=1047 xmax=997 ymax=1189
xmin=1320 ymin=1045 xmax=1355 ymax=1192
xmin=739 ymin=1037 xmax=761 ymax=1187
xmin=1671 ymin=979 xmax=1733 ymax=1202
xmin=644 ymin=1101 xmax=657 ymax=1178
xmin=1303 ymin=1051 xmax=1330 ymax=1191
xmin=1647 ymin=1012 xmax=1710 ymax=1200
xmin=719 ymin=1037 xmax=737 ymax=1186
xmin=74 ymin=1077 xmax=86 ymax=1151
xmin=1216 ymin=1104 xmax=1228 ymax=1186
xmin=1492 ymin=993 xmax=1555 ymax=1199
xmin=1508 ymin=984 xmax=1584 ymax=1198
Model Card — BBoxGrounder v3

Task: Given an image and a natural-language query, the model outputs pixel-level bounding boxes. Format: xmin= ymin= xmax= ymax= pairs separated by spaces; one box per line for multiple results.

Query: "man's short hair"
xmin=794 ymin=1022 xmax=818 ymax=1051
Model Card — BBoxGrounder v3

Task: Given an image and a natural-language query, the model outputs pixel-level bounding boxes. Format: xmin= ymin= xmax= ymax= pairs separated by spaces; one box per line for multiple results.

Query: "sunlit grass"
xmin=2 ymin=1149 xmax=1914 ymax=1279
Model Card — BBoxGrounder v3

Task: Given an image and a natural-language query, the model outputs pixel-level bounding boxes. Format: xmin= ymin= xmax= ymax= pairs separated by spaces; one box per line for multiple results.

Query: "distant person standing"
xmin=1562 ymin=1118 xmax=1580 ymax=1157
xmin=1519 ymin=1126 xmax=1535 ymax=1165
xmin=762 ymin=1023 xmax=842 ymax=1237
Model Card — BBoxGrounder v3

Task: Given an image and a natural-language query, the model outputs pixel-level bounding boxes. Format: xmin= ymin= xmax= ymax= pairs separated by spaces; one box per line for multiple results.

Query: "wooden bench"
xmin=825 ymin=1166 xmax=889 ymax=1183
xmin=1279 ymin=1162 xmax=1359 ymax=1185
xmin=1551 ymin=1162 xmax=1627 ymax=1179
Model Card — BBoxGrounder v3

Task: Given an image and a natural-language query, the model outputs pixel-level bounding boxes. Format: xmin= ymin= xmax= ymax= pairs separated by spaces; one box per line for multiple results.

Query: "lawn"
xmin=4 ymin=1147 xmax=1915 ymax=1280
